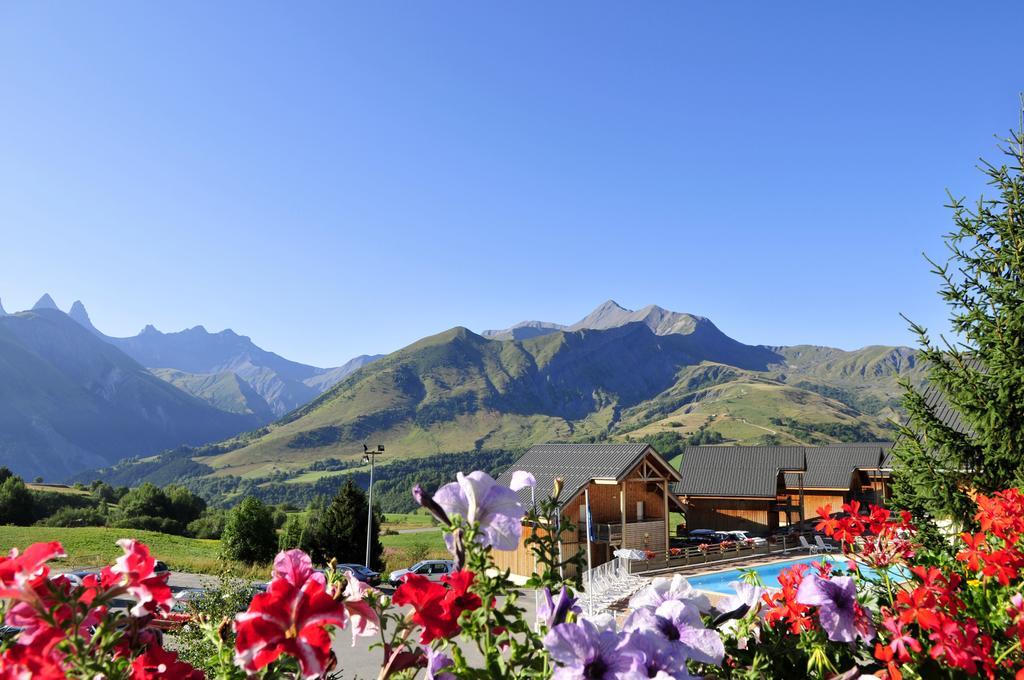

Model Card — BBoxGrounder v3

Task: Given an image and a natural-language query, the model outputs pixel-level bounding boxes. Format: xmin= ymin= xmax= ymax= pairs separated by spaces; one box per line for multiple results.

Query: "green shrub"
xmin=111 ymin=515 xmax=185 ymax=534
xmin=37 ymin=506 xmax=107 ymax=527
xmin=187 ymin=510 xmax=227 ymax=539
xmin=174 ymin=577 xmax=261 ymax=675
xmin=0 ymin=477 xmax=34 ymax=526
xmin=220 ymin=497 xmax=277 ymax=564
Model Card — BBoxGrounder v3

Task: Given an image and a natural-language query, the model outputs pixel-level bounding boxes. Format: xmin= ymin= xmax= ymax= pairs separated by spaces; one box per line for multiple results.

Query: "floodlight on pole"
xmin=362 ymin=444 xmax=384 ymax=568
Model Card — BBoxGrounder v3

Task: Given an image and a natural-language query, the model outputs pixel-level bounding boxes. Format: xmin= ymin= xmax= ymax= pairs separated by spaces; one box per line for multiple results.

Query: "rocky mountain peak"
xmin=33 ymin=294 xmax=60 ymax=311
xmin=68 ymin=300 xmax=99 ymax=333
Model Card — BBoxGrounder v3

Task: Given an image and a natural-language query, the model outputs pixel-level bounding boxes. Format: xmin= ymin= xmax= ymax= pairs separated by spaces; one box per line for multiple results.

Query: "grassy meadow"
xmin=1 ymin=521 xmax=449 ymax=579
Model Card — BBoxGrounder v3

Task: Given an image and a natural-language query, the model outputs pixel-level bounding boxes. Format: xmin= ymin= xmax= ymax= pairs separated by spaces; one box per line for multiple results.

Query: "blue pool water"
xmin=685 ymin=556 xmax=895 ymax=594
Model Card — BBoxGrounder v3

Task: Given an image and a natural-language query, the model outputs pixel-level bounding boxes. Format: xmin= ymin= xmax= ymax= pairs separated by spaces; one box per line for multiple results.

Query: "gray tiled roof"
xmin=670 ymin=446 xmax=806 ymax=498
xmin=495 ymin=443 xmax=669 ymax=508
xmin=921 ymin=380 xmax=972 ymax=436
xmin=782 ymin=444 xmax=892 ymax=489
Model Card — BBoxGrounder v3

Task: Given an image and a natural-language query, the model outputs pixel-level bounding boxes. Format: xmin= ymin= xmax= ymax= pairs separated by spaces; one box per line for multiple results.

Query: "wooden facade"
xmin=492 ymin=447 xmax=682 ymax=579
xmin=674 ymin=444 xmax=893 ymax=535
xmin=783 ymin=470 xmax=891 ymax=520
xmin=684 ymin=497 xmax=776 ymax=533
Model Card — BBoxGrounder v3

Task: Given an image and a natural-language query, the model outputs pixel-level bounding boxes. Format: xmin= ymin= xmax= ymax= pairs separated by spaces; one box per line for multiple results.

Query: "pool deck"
xmin=606 ymin=550 xmax=822 ymax=610
xmin=643 ymin=549 xmax=816 ymax=578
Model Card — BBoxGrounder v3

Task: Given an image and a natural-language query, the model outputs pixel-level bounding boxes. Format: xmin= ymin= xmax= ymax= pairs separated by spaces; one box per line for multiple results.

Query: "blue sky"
xmin=1 ymin=3 xmax=1021 ymax=367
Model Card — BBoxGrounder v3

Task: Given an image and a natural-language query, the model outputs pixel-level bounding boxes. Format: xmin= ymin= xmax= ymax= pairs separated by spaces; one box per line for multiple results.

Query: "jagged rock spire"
xmin=33 ymin=294 xmax=59 ymax=311
xmin=68 ymin=300 xmax=101 ymax=334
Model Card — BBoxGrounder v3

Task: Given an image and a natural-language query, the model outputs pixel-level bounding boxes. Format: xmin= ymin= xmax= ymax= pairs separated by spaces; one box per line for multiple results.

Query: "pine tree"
xmin=893 ymin=103 xmax=1024 ymax=527
xmin=303 ymin=479 xmax=384 ymax=569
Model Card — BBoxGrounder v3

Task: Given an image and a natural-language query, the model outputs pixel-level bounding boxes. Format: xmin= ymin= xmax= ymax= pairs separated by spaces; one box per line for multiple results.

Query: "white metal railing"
xmin=579 ymin=557 xmax=649 ymax=616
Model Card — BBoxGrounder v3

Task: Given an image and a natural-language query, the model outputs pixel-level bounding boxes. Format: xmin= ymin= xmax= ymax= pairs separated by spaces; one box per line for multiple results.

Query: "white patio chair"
xmin=814 ymin=536 xmax=836 ymax=554
xmin=799 ymin=535 xmax=819 ymax=554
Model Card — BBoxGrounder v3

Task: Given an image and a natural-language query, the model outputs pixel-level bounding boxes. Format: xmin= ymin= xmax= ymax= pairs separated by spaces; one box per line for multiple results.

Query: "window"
xmin=431 ymin=563 xmax=450 ymax=574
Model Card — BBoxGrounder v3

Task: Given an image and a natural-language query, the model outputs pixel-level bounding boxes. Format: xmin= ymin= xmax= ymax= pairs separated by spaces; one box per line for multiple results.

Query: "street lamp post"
xmin=361 ymin=444 xmax=385 ymax=569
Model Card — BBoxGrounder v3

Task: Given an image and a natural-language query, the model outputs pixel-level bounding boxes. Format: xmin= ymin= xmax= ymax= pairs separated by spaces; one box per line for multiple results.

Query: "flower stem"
xmin=996 ymin=638 xmax=1021 ymax=665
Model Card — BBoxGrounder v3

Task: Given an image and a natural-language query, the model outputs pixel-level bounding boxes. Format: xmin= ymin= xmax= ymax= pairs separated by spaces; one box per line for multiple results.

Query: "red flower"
xmin=0 ymin=643 xmax=67 ymax=680
xmin=0 ymin=542 xmax=65 ymax=600
xmin=391 ymin=569 xmax=482 ymax=643
xmin=815 ymin=505 xmax=839 ymax=536
xmin=874 ymin=643 xmax=903 ymax=680
xmin=102 ymin=540 xmax=174 ymax=616
xmin=867 ymin=505 xmax=891 ymax=534
xmin=234 ymin=550 xmax=348 ymax=678
xmin=761 ymin=564 xmax=814 ymax=634
xmin=130 ymin=645 xmax=204 ymax=680
xmin=878 ymin=609 xmax=921 ymax=663
xmin=957 ymin=532 xmax=989 ymax=572
xmin=896 ymin=586 xmax=941 ymax=631
xmin=976 ymin=489 xmax=1024 ymax=541
xmin=980 ymin=547 xmax=1024 ymax=586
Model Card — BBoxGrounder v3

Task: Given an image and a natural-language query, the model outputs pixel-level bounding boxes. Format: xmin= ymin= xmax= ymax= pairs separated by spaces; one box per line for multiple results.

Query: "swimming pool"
xmin=684 ymin=556 xmax=859 ymax=594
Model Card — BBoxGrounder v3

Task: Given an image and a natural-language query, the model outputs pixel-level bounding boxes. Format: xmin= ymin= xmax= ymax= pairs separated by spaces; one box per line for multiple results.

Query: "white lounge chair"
xmin=814 ymin=536 xmax=836 ymax=554
xmin=799 ymin=535 xmax=819 ymax=554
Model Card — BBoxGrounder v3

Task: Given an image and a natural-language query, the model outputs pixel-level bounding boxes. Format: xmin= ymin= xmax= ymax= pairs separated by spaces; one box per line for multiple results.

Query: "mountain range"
xmin=88 ymin=300 xmax=924 ymax=488
xmin=64 ymin=298 xmax=382 ymax=416
xmin=0 ymin=295 xmax=382 ymax=479
xmin=482 ymin=300 xmax=707 ymax=339
xmin=0 ymin=307 xmax=258 ymax=480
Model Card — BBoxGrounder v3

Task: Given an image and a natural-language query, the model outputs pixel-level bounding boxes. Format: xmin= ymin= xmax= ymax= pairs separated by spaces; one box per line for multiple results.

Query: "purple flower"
xmin=795 ymin=574 xmax=875 ymax=643
xmin=425 ymin=647 xmax=455 ymax=680
xmin=717 ymin=581 xmax=762 ymax=615
xmin=629 ymin=574 xmax=710 ymax=613
xmin=537 ymin=586 xmax=582 ymax=630
xmin=623 ymin=630 xmax=693 ymax=680
xmin=624 ymin=600 xmax=724 ymax=666
xmin=413 ymin=483 xmax=451 ymax=526
xmin=434 ymin=471 xmax=525 ymax=551
xmin=544 ymin=619 xmax=644 ymax=680
xmin=510 ymin=470 xmax=536 ymax=491
xmin=712 ymin=581 xmax=763 ymax=628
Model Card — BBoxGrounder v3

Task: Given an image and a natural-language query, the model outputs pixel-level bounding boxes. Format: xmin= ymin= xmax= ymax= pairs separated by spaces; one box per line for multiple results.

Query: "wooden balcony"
xmin=584 ymin=520 xmax=666 ymax=550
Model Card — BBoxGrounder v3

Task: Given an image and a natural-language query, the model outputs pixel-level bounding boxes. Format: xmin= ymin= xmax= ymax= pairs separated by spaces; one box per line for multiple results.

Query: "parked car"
xmin=55 ymin=569 xmax=98 ymax=589
xmin=337 ymin=563 xmax=381 ymax=586
xmin=388 ymin=560 xmax=455 ymax=586
xmin=684 ymin=529 xmax=725 ymax=546
xmin=718 ymin=530 xmax=768 ymax=547
xmin=170 ymin=587 xmax=205 ymax=613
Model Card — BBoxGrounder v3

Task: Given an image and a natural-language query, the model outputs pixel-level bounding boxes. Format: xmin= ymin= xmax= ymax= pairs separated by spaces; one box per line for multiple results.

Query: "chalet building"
xmin=671 ymin=446 xmax=807 ymax=535
xmin=782 ymin=443 xmax=893 ymax=518
xmin=493 ymin=443 xmax=685 ymax=578
xmin=671 ymin=444 xmax=893 ymax=535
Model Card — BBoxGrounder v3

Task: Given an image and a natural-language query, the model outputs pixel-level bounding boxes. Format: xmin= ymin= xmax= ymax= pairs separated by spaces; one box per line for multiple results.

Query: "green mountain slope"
xmin=149 ymin=368 xmax=276 ymax=420
xmin=0 ymin=309 xmax=260 ymax=480
xmin=78 ymin=302 xmax=926 ymax=492
xmin=106 ymin=321 xmax=917 ymax=482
